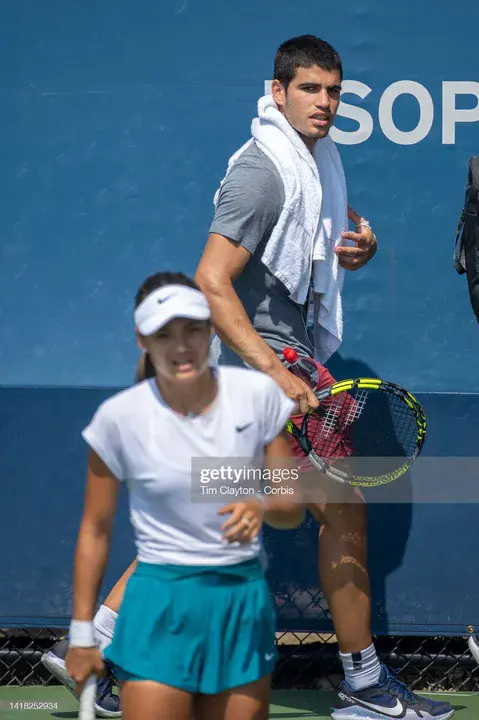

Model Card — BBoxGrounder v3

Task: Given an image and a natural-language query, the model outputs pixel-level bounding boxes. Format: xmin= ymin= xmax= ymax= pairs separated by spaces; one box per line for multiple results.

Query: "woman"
xmin=65 ymin=271 xmax=305 ymax=720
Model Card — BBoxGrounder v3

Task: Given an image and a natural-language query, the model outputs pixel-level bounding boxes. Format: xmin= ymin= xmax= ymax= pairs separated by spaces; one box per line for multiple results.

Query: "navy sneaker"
xmin=41 ymin=638 xmax=121 ymax=718
xmin=332 ymin=663 xmax=455 ymax=719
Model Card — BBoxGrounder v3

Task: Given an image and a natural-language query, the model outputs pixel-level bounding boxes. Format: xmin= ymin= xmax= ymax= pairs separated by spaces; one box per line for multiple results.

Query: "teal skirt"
xmin=105 ymin=558 xmax=278 ymax=694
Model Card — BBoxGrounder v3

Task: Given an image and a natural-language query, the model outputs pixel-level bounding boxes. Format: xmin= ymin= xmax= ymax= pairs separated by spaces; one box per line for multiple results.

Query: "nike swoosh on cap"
xmin=157 ymin=294 xmax=174 ymax=304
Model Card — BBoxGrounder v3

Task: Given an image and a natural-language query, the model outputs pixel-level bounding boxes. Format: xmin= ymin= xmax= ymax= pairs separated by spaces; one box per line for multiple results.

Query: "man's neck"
xmin=277 ymin=107 xmax=318 ymax=155
xmin=298 ymin=131 xmax=317 ymax=156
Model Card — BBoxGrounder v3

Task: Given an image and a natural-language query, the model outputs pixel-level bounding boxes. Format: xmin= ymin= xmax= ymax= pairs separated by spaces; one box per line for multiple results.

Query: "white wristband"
xmin=69 ymin=620 xmax=96 ymax=648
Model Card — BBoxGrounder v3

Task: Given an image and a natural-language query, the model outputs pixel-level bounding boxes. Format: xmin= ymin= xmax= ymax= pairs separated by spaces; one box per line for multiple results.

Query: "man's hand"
xmin=335 ymin=205 xmax=377 ymax=271
xmin=271 ymin=366 xmax=319 ymax=415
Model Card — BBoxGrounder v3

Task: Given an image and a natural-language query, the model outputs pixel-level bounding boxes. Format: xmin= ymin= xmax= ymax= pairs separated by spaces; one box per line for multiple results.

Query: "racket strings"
xmin=306 ymin=391 xmax=357 ymax=460
xmin=383 ymin=397 xmax=420 ymax=454
xmin=358 ymin=391 xmax=420 ymax=456
xmin=306 ymin=388 xmax=420 ymax=461
xmin=318 ymin=389 xmax=366 ymax=438
xmin=344 ymin=388 xmax=368 ymax=426
xmin=321 ymin=404 xmax=342 ymax=438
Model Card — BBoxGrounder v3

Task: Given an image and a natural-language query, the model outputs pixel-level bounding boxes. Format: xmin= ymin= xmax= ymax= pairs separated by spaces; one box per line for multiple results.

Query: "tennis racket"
xmin=286 ymin=377 xmax=426 ymax=487
xmin=79 ymin=675 xmax=97 ymax=720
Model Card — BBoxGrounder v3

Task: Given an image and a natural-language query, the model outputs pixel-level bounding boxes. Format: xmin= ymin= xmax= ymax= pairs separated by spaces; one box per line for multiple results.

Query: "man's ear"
xmin=271 ymin=79 xmax=286 ymax=109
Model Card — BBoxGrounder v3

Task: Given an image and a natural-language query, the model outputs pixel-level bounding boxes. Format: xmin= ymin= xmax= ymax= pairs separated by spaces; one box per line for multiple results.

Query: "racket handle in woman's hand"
xmin=66 ymin=646 xmax=104 ymax=696
xmin=79 ymin=675 xmax=97 ymax=720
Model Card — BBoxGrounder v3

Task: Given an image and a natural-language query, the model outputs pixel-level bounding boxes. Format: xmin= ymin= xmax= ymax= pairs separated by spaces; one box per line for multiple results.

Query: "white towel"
xmin=214 ymin=94 xmax=349 ymax=364
xmin=311 ymin=132 xmax=349 ymax=363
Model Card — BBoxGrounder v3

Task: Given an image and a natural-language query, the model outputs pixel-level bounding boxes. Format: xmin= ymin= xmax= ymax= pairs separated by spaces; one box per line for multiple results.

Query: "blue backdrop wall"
xmin=1 ymin=0 xmax=478 ymax=633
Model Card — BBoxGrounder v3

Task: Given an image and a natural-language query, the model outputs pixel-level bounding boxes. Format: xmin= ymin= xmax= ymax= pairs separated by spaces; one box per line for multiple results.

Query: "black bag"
xmin=453 ymin=156 xmax=479 ymax=322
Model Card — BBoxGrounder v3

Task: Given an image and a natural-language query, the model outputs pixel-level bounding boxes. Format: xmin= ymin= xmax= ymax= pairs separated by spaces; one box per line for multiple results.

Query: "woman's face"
xmin=138 ymin=317 xmax=211 ymax=384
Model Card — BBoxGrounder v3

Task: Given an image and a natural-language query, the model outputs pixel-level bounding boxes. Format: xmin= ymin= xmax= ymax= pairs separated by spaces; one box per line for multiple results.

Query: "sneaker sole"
xmin=41 ymin=652 xmax=122 ymax=718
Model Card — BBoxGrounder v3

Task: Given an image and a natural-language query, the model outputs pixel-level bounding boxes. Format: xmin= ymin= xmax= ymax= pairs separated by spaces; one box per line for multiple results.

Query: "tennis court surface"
xmin=0 ymin=687 xmax=477 ymax=719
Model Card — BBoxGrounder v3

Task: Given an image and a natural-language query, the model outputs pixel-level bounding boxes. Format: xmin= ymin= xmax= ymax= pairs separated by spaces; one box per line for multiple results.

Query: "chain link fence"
xmin=2 ymin=627 xmax=478 ymax=692
xmin=273 ymin=632 xmax=479 ymax=692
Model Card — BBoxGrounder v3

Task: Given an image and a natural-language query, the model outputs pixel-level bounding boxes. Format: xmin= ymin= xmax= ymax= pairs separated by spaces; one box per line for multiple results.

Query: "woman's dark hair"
xmin=134 ymin=271 xmax=199 ymax=308
xmin=274 ymin=34 xmax=343 ymax=89
xmin=134 ymin=271 xmax=203 ymax=383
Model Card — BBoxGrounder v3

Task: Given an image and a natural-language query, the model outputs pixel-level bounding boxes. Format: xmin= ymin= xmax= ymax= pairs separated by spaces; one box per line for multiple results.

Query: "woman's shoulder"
xmin=90 ymin=379 xmax=154 ymax=422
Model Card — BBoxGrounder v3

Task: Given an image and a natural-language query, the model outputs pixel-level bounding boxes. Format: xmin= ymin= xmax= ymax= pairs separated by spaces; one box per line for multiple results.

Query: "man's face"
xmin=272 ymin=65 xmax=342 ymax=143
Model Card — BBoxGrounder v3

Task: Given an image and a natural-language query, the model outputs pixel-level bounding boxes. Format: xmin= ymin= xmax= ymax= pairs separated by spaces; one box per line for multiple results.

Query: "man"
xmin=195 ymin=35 xmax=454 ymax=720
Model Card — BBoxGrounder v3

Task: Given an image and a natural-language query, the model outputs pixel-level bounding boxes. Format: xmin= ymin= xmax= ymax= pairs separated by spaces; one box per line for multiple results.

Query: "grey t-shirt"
xmin=209 ymin=142 xmax=313 ymax=368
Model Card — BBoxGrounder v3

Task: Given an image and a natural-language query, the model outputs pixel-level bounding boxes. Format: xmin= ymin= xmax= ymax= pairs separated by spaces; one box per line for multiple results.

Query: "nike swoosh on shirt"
xmin=236 ymin=422 xmax=253 ymax=433
xmin=351 ymin=697 xmax=404 ymax=718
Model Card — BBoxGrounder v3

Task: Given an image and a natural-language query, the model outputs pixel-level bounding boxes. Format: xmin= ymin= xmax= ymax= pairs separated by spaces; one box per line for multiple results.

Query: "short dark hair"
xmin=274 ymin=34 xmax=343 ymax=89
xmin=134 ymin=271 xmax=205 ymax=383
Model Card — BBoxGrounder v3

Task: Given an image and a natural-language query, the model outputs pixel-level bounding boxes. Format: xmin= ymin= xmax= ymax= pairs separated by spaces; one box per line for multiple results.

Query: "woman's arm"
xmin=66 ymin=450 xmax=120 ymax=691
xmin=72 ymin=449 xmax=120 ymax=623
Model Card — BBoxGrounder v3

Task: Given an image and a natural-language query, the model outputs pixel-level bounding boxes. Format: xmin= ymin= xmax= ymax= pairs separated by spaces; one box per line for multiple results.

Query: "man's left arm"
xmin=335 ymin=205 xmax=377 ymax=271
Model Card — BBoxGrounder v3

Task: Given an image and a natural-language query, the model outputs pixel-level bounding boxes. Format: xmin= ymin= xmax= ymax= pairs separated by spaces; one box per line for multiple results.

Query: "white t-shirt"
xmin=82 ymin=366 xmax=295 ymax=566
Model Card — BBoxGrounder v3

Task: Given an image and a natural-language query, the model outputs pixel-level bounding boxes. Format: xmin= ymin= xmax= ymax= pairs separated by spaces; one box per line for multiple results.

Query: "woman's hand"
xmin=218 ymin=498 xmax=264 ymax=543
xmin=65 ymin=646 xmax=104 ymax=696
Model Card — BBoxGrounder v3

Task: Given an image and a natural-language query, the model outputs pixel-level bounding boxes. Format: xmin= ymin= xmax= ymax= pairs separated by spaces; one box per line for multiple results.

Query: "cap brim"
xmin=137 ymin=308 xmax=211 ymax=336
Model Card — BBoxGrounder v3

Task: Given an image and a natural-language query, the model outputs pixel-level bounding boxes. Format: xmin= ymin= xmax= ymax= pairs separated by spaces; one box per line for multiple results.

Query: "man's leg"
xmin=310 ymin=495 xmax=454 ymax=719
xmin=290 ymin=362 xmax=454 ymax=718
xmin=307 ymin=495 xmax=380 ymax=687
xmin=94 ymin=560 xmax=138 ymax=655
xmin=289 ymin=360 xmax=379 ymax=684
xmin=316 ymin=500 xmax=371 ymax=652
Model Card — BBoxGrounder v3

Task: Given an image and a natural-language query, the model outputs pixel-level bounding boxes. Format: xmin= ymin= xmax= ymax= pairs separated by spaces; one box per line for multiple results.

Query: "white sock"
xmin=93 ymin=605 xmax=118 ymax=658
xmin=339 ymin=643 xmax=381 ymax=690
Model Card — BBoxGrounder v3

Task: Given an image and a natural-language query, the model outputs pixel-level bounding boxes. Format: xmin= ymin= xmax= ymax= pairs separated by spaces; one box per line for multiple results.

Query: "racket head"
xmin=287 ymin=378 xmax=426 ymax=487
xmin=79 ymin=675 xmax=97 ymax=720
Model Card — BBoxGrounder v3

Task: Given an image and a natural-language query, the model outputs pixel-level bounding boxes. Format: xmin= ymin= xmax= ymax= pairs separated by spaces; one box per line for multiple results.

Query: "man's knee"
xmin=308 ymin=489 xmax=367 ymax=533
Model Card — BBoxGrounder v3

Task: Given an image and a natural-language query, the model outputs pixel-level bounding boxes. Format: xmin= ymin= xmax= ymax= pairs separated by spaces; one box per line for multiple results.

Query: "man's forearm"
xmin=198 ymin=277 xmax=284 ymax=376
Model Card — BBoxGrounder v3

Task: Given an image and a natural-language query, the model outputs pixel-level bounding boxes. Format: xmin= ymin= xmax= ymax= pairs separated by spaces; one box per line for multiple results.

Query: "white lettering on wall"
xmin=263 ymin=79 xmax=479 ymax=145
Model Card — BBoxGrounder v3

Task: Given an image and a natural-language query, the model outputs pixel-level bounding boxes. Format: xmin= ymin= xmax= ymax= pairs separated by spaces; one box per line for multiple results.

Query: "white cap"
xmin=134 ymin=285 xmax=211 ymax=336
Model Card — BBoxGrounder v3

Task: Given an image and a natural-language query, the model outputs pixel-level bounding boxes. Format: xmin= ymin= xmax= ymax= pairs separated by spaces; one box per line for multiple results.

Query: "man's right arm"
xmin=195 ymin=232 xmax=282 ymax=375
xmin=195 ymin=161 xmax=318 ymax=413
xmin=195 ymin=233 xmax=318 ymax=414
